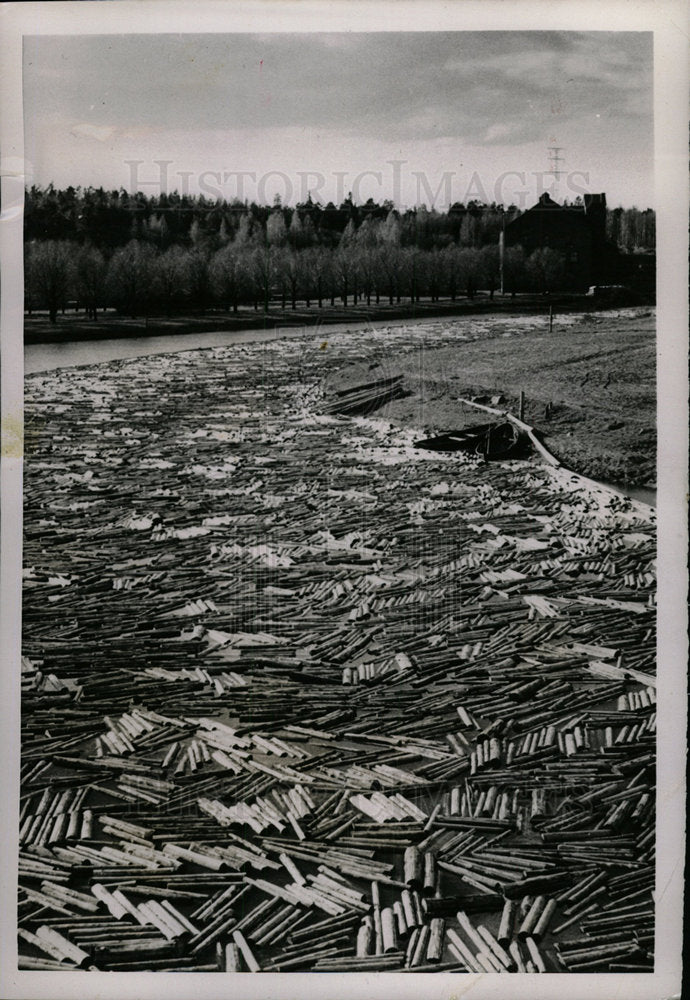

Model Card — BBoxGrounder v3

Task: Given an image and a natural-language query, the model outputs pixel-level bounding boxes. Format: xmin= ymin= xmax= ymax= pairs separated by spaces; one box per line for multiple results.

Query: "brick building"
xmin=504 ymin=192 xmax=618 ymax=290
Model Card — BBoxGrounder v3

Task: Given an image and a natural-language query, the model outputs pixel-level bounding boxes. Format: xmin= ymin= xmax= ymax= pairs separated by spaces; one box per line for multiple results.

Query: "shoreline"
xmin=24 ymin=313 xmax=466 ymax=375
xmin=23 ymin=292 xmax=650 ymax=346
xmin=319 ymin=308 xmax=657 ymax=492
xmin=25 ymin=307 xmax=657 ymax=500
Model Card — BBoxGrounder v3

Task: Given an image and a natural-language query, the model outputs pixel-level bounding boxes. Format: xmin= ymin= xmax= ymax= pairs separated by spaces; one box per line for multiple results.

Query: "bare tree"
xmin=527 ymin=247 xmax=565 ymax=293
xmin=210 ymin=244 xmax=243 ymax=313
xmin=479 ymin=245 xmax=501 ymax=299
xmin=106 ymin=240 xmax=156 ymax=318
xmin=400 ymin=247 xmax=424 ymax=304
xmin=235 ymin=212 xmax=258 ymax=247
xmin=185 ymin=248 xmax=212 ymax=313
xmin=380 ymin=209 xmax=402 ymax=247
xmin=249 ymin=246 xmax=277 ymax=312
xmin=301 ymin=247 xmax=327 ymax=307
xmin=426 ymin=249 xmax=442 ymax=302
xmin=439 ymin=245 xmax=461 ymax=301
xmin=375 ymin=244 xmax=401 ymax=305
xmin=154 ymin=245 xmax=187 ymax=316
xmin=25 ymin=240 xmax=74 ymax=323
xmin=457 ymin=247 xmax=481 ymax=299
xmin=459 ymin=211 xmax=479 ymax=248
xmin=333 ymin=222 xmax=357 ymax=306
xmin=284 ymin=249 xmax=305 ymax=310
xmin=74 ymin=245 xmax=107 ymax=320
xmin=356 ymin=219 xmax=379 ymax=306
xmin=266 ymin=210 xmax=288 ymax=247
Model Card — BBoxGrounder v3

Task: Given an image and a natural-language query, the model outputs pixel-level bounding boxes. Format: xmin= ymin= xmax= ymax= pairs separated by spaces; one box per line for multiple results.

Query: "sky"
xmin=23 ymin=31 xmax=654 ymax=210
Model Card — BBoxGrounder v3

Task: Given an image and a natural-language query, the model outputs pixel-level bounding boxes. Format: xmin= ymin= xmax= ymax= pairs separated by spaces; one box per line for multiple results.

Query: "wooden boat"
xmin=415 ymin=421 xmax=527 ymax=459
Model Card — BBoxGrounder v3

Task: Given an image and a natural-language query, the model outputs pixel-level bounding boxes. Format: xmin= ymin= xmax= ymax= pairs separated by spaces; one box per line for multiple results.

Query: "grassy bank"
xmin=328 ymin=309 xmax=656 ymax=488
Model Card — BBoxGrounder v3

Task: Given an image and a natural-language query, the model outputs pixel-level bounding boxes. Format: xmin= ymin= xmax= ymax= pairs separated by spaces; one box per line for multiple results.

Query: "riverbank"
xmin=23 ymin=291 xmax=644 ymax=345
xmin=24 ymin=307 xmax=656 ymax=490
xmin=324 ymin=308 xmax=656 ymax=489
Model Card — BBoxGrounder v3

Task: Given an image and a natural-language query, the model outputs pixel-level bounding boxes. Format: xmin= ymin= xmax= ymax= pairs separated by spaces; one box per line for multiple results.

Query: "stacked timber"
xmin=326 ymin=374 xmax=407 ymax=416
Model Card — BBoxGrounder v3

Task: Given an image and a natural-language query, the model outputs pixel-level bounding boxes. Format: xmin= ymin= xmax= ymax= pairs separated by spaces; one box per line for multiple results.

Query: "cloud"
xmin=69 ymin=123 xmax=116 ymax=142
xmin=22 ymin=31 xmax=653 ymax=205
xmin=483 ymin=123 xmax=519 ymax=144
xmin=24 ymin=31 xmax=651 ymax=142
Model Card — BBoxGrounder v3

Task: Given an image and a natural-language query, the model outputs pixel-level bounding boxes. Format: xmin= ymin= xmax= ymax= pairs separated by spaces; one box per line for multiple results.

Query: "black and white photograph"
xmin=1 ymin=2 xmax=687 ymax=998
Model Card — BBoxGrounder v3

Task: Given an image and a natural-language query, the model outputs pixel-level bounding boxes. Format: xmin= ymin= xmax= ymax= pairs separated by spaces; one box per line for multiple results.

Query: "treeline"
xmin=24 ymin=186 xmax=656 ymax=322
xmin=605 ymin=206 xmax=655 ymax=252
xmin=25 ymin=185 xmax=656 ymax=253
xmin=25 ymin=185 xmax=517 ymax=252
xmin=26 ymin=230 xmax=571 ymax=323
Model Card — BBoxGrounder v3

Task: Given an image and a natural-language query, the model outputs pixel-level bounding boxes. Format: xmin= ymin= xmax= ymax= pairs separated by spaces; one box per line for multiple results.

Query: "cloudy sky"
xmin=23 ymin=31 xmax=654 ymax=209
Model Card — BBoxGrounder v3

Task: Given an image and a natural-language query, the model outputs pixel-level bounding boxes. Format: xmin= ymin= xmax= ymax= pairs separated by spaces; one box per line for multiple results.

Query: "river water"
xmin=597 ymin=480 xmax=657 ymax=508
xmin=24 ymin=320 xmax=656 ymax=508
xmin=24 ymin=317 xmax=439 ymax=376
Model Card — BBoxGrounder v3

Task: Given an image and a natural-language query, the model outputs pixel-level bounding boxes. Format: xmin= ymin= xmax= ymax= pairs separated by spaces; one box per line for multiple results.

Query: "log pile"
xmin=326 ymin=374 xmax=407 ymax=415
xmin=19 ymin=326 xmax=656 ymax=973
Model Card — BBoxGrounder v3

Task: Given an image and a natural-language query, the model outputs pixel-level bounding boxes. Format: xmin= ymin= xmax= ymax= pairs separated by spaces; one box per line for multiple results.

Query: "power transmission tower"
xmin=547 ymin=147 xmax=565 ymax=202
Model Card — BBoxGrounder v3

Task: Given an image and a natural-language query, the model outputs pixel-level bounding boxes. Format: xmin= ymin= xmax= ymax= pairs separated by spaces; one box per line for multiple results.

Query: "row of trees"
xmin=25 ymin=184 xmax=657 ymax=253
xmin=605 ymin=206 xmax=656 ymax=253
xmin=27 ymin=230 xmax=570 ymax=322
xmin=26 ymin=186 xmax=516 ymax=252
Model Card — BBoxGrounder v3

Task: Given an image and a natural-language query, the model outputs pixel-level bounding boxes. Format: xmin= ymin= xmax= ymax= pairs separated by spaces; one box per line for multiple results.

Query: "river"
xmin=24 ymin=317 xmax=438 ymax=376
xmin=597 ymin=480 xmax=657 ymax=508
xmin=23 ymin=321 xmax=656 ymax=508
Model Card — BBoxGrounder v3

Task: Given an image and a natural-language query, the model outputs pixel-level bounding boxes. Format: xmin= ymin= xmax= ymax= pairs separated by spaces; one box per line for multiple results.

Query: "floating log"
xmin=19 ymin=322 xmax=657 ymax=974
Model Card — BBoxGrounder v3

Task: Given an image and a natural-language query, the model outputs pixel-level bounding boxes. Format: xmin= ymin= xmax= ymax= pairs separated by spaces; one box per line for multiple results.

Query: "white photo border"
xmin=1 ymin=2 xmax=687 ymax=998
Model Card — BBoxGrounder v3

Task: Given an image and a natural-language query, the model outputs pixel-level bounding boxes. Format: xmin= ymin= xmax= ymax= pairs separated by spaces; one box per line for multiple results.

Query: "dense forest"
xmin=24 ymin=185 xmax=656 ymax=322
